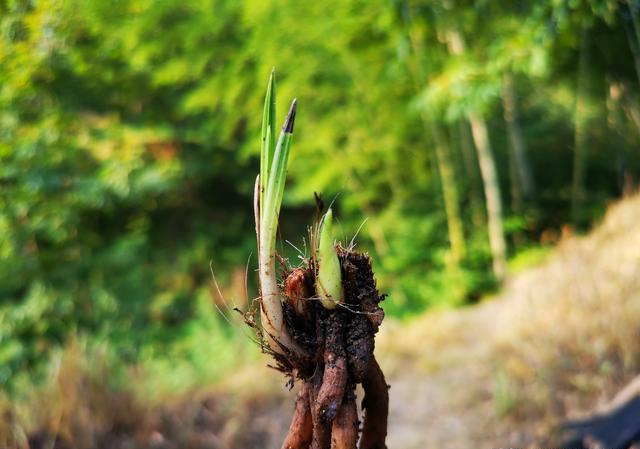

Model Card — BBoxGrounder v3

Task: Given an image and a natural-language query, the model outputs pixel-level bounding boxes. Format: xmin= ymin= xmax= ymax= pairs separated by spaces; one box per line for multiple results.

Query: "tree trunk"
xmin=468 ymin=112 xmax=508 ymax=282
xmin=502 ymin=73 xmax=535 ymax=204
xmin=456 ymin=120 xmax=486 ymax=227
xmin=571 ymin=28 xmax=590 ymax=223
xmin=448 ymin=29 xmax=507 ymax=282
xmin=508 ymin=142 xmax=523 ymax=214
xmin=400 ymin=5 xmax=467 ymax=265
xmin=427 ymin=120 xmax=466 ymax=263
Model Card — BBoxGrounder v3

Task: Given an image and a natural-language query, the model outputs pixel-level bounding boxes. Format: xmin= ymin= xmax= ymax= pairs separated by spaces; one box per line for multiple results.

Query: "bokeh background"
xmin=1 ymin=0 xmax=640 ymax=447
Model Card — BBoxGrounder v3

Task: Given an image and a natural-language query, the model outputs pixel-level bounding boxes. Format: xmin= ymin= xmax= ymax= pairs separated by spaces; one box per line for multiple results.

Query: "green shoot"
xmin=316 ymin=208 xmax=344 ymax=309
xmin=255 ymin=71 xmax=304 ymax=358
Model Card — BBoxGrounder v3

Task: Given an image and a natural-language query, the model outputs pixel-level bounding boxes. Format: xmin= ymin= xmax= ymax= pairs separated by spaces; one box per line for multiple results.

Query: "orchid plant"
xmin=251 ymin=70 xmax=387 ymax=449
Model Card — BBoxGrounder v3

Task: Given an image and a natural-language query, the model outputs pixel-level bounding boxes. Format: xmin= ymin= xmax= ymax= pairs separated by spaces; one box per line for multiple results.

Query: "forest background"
xmin=1 ymin=0 xmax=639 ymax=403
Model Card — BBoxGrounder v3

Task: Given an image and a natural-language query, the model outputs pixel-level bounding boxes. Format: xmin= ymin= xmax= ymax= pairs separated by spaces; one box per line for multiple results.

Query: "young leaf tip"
xmin=324 ymin=207 xmax=333 ymax=226
xmin=267 ymin=68 xmax=275 ymax=89
xmin=283 ymin=98 xmax=297 ymax=133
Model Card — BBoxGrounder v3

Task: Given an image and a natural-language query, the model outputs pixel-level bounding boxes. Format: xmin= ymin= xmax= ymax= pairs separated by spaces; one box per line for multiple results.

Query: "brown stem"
xmin=330 ymin=394 xmax=358 ymax=449
xmin=360 ymin=357 xmax=389 ymax=449
xmin=281 ymin=382 xmax=313 ymax=449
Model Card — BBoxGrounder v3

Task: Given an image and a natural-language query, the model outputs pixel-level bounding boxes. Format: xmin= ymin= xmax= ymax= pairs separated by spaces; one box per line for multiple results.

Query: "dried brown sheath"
xmin=284 ymin=267 xmax=313 ymax=319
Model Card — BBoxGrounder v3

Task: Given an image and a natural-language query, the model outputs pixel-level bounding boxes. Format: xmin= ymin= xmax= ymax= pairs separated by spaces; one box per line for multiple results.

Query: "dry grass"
xmin=376 ymin=192 xmax=640 ymax=447
xmin=495 ymin=193 xmax=640 ymax=435
xmin=1 ymin=339 xmax=291 ymax=449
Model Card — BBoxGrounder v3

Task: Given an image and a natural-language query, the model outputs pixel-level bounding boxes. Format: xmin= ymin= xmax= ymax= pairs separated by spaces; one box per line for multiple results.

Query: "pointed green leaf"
xmin=262 ymin=99 xmax=297 ymax=253
xmin=260 ymin=69 xmax=276 ymax=213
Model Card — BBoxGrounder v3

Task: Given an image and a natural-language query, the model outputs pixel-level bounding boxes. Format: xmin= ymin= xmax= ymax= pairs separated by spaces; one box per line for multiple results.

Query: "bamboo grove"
xmin=1 ymin=0 xmax=639 ymax=387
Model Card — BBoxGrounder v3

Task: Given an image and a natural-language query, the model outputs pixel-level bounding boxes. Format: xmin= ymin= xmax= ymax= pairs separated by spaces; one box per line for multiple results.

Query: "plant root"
xmin=315 ymin=313 xmax=348 ymax=424
xmin=309 ymin=368 xmax=332 ymax=449
xmin=360 ymin=357 xmax=389 ymax=449
xmin=281 ymin=382 xmax=313 ymax=449
xmin=330 ymin=390 xmax=358 ymax=449
xmin=254 ymin=246 xmax=388 ymax=449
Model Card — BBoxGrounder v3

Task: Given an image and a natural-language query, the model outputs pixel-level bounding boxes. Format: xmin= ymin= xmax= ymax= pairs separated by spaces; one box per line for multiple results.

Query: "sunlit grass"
xmin=507 ymin=245 xmax=552 ymax=274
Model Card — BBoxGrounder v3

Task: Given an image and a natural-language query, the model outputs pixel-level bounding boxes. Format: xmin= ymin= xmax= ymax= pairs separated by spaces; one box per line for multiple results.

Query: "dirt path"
xmin=378 ymin=299 xmax=524 ymax=449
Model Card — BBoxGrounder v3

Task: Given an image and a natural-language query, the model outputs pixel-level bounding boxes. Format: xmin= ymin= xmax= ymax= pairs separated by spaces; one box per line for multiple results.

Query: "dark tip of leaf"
xmin=283 ymin=98 xmax=297 ymax=133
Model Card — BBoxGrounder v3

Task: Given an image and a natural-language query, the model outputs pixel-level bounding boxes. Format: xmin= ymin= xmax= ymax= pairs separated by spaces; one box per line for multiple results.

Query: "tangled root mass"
xmin=275 ymin=248 xmax=388 ymax=449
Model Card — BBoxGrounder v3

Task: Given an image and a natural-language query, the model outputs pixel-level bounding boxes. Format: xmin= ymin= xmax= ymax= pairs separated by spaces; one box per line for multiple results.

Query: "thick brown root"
xmin=330 ymin=394 xmax=358 ymax=449
xmin=281 ymin=382 xmax=313 ymax=449
xmin=315 ymin=313 xmax=348 ymax=424
xmin=359 ymin=357 xmax=389 ymax=449
xmin=309 ymin=368 xmax=331 ymax=449
xmin=315 ymin=356 xmax=347 ymax=424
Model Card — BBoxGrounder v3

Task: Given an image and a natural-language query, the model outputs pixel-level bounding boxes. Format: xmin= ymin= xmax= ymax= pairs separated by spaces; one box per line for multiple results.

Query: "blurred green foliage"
xmin=1 ymin=0 xmax=639 ymax=391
